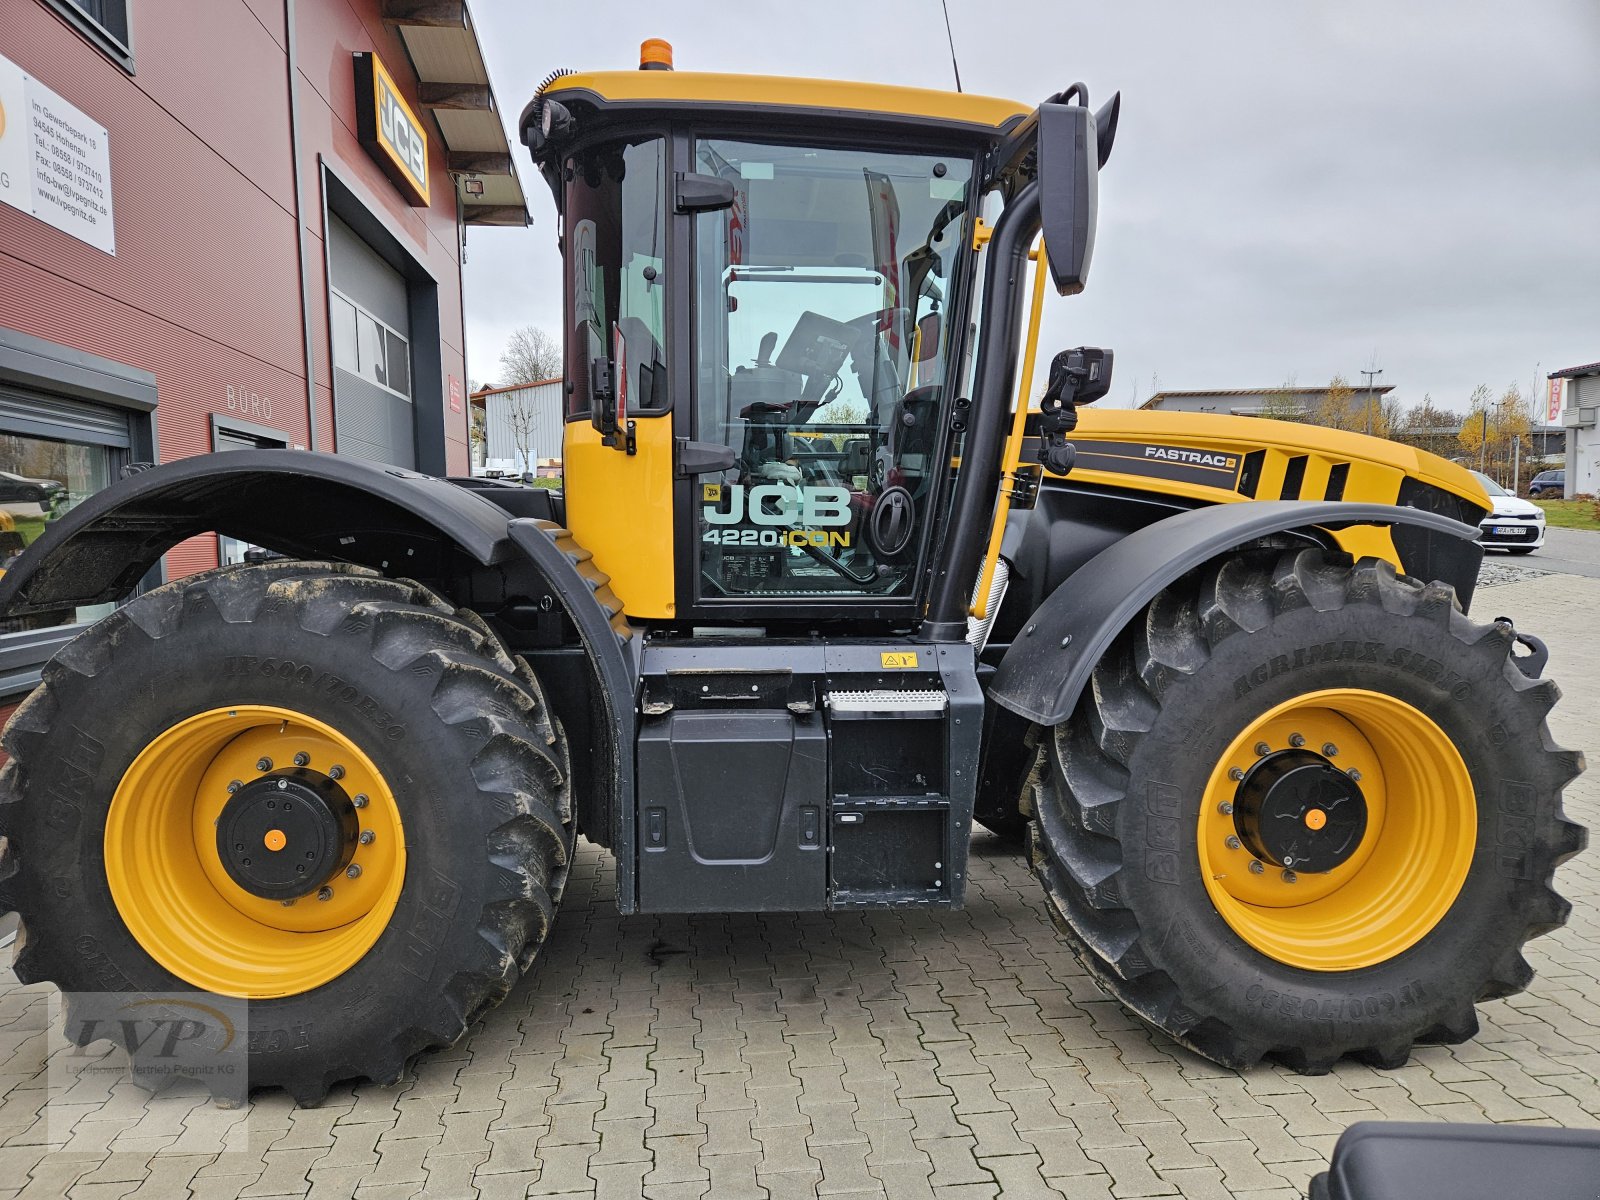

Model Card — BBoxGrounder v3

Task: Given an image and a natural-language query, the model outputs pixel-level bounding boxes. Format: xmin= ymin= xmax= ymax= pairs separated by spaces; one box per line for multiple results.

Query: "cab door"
xmin=558 ymin=134 xmax=679 ymax=620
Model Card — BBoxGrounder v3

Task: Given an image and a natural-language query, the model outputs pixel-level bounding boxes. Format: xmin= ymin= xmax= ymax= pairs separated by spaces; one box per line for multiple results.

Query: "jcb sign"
xmin=354 ymin=52 xmax=429 ymax=207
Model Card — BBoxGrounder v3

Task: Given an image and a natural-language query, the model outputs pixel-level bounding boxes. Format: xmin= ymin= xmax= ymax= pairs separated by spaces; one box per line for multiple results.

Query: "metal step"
xmin=824 ymin=689 xmax=948 ymax=717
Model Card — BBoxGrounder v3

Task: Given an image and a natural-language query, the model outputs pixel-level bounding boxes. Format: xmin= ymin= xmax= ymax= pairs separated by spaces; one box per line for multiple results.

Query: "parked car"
xmin=1472 ymin=470 xmax=1545 ymax=554
xmin=1527 ymin=469 xmax=1564 ymax=498
xmin=0 ymin=470 xmax=65 ymax=506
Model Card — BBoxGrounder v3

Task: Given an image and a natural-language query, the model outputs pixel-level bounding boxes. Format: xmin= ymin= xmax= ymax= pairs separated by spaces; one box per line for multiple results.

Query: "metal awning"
xmin=381 ymin=0 xmax=529 ymax=227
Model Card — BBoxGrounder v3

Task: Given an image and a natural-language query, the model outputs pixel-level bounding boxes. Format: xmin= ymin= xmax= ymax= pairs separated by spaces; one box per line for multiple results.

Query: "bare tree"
xmin=1458 ymin=383 xmax=1532 ymax=485
xmin=506 ymin=395 xmax=538 ymax=475
xmin=498 ymin=326 xmax=561 ymax=386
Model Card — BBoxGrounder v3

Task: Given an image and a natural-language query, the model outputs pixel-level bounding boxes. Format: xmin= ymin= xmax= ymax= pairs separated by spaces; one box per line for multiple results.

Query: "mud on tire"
xmin=0 ymin=561 xmax=574 ymax=1103
xmin=1028 ymin=547 xmax=1586 ymax=1073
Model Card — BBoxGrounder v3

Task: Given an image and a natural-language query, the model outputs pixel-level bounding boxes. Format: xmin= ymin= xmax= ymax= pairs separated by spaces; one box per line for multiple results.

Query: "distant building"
xmin=1552 ymin=362 xmax=1600 ymax=497
xmin=471 ymin=379 xmax=563 ymax=476
xmin=1141 ymin=386 xmax=1396 ymax=422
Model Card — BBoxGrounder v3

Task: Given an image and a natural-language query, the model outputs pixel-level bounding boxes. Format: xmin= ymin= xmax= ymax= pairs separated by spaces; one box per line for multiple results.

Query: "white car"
xmin=1472 ymin=470 xmax=1545 ymax=554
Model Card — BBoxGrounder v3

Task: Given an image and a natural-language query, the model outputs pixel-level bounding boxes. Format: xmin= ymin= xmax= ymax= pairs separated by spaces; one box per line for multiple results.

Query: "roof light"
xmin=639 ymin=39 xmax=673 ymax=71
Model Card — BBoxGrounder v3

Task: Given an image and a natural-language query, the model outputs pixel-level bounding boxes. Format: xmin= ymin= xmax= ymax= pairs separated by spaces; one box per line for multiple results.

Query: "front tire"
xmin=1028 ymin=548 xmax=1585 ymax=1072
xmin=0 ymin=561 xmax=573 ymax=1103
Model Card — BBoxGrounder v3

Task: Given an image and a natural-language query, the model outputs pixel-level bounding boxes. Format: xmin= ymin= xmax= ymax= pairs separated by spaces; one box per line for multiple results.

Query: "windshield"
xmin=1471 ymin=470 xmax=1509 ymax=498
xmin=691 ymin=138 xmax=975 ymax=602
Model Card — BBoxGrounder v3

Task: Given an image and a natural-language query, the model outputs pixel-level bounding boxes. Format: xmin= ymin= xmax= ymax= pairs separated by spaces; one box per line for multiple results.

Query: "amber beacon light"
xmin=639 ymin=39 xmax=674 ymax=70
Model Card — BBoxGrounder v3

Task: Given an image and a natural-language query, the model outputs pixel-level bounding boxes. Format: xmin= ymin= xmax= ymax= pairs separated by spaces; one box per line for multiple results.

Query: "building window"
xmin=331 ymin=288 xmax=412 ymax=400
xmin=42 ymin=0 xmax=134 ymax=72
xmin=0 ymin=430 xmax=121 ymax=631
xmin=212 ymin=421 xmax=286 ymax=565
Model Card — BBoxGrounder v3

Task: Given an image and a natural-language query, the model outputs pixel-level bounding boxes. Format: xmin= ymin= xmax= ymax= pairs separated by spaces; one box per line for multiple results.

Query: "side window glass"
xmin=564 ymin=138 xmax=667 ymax=418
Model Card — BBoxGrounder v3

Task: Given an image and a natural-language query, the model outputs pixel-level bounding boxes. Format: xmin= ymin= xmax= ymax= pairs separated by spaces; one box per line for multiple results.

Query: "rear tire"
xmin=1028 ymin=548 xmax=1585 ymax=1072
xmin=0 ymin=561 xmax=573 ymax=1103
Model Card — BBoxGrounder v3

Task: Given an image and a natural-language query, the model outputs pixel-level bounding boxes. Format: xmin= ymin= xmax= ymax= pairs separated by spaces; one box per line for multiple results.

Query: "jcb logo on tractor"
xmin=702 ymin=484 xmax=850 ymax=527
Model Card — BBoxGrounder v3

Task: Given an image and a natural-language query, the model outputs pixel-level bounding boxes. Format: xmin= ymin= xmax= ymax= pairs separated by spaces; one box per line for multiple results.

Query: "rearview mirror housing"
xmin=1037 ymin=101 xmax=1099 ymax=296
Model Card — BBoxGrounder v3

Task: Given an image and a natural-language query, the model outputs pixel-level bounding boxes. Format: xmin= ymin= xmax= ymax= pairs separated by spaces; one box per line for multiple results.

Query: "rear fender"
xmin=0 ymin=449 xmax=642 ymax=905
xmin=987 ymin=499 xmax=1480 ymax=726
xmin=0 ymin=450 xmax=517 ymax=615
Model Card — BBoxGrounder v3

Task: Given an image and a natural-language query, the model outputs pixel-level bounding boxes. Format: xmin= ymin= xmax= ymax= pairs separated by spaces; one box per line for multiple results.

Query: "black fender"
xmin=0 ymin=449 xmax=521 ymax=615
xmin=0 ymin=452 xmax=642 ymax=897
xmin=987 ymin=499 xmax=1481 ymax=726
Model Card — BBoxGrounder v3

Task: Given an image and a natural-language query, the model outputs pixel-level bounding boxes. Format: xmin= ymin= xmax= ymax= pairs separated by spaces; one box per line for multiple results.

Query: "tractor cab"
xmin=522 ymin=51 xmax=1092 ymax=628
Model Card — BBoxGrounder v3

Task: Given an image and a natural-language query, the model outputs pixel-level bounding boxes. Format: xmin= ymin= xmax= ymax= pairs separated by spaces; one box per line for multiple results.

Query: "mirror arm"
xmin=918 ymin=180 xmax=1042 ymax=641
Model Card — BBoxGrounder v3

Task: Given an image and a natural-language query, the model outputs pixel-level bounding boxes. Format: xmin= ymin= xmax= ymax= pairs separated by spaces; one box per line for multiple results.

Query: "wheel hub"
xmin=1234 ymin=749 xmax=1367 ymax=873
xmin=215 ymin=768 xmax=358 ymax=900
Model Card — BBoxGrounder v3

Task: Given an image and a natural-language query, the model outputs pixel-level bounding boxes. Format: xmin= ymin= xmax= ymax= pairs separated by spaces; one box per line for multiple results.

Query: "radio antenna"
xmin=940 ymin=0 xmax=964 ymax=92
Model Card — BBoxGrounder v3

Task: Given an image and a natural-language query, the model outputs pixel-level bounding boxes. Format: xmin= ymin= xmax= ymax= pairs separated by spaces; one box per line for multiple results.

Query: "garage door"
xmin=328 ymin=215 xmax=415 ymax=469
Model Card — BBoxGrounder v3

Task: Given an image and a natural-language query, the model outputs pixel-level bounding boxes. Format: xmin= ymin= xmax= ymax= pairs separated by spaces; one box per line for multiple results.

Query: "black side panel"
xmin=448 ymin=477 xmax=566 ymax=524
xmin=0 ymin=450 xmax=515 ymax=616
xmin=638 ymin=710 xmax=827 ymax=912
xmin=993 ymin=482 xmax=1189 ymax=651
xmin=988 ymin=500 xmax=1479 ymax=726
xmin=1318 ymin=1121 xmax=1600 ymax=1200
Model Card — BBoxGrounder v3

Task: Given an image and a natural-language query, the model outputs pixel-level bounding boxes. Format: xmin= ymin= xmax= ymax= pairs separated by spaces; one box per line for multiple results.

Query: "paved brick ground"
xmin=1 ymin=572 xmax=1596 ymax=1199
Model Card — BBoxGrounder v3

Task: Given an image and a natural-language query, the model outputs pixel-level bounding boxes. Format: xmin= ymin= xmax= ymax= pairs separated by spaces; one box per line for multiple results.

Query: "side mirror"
xmin=1037 ymin=100 xmax=1099 ymax=296
xmin=676 ymin=172 xmax=737 ymax=213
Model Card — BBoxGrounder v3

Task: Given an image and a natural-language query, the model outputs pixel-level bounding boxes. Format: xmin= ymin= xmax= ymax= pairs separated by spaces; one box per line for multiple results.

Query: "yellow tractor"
xmin=0 ymin=45 xmax=1584 ymax=1103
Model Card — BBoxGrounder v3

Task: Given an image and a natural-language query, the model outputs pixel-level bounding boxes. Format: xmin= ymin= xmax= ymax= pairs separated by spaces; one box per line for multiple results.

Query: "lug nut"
xmin=317 ymin=886 xmax=334 ymax=901
xmin=1248 ymin=860 xmax=1265 ymax=874
xmin=256 ymin=757 xmax=273 ymax=772
xmin=1218 ymin=802 xmax=1234 ymax=815
xmin=1281 ymin=869 xmax=1298 ymax=884
xmin=1225 ymin=835 xmax=1242 ymax=850
xmin=1288 ymin=733 xmax=1306 ymax=748
xmin=227 ymin=779 xmax=242 ymax=794
xmin=345 ymin=864 xmax=362 ymax=879
xmin=1347 ymin=768 xmax=1363 ymax=782
xmin=329 ymin=765 xmax=346 ymax=780
xmin=1254 ymin=742 xmax=1271 ymax=757
xmin=359 ymin=830 xmax=376 ymax=845
xmin=276 ymin=778 xmax=289 ymax=790
xmin=1322 ymin=743 xmax=1339 ymax=757
xmin=1228 ymin=767 xmax=1245 ymax=782
xmin=293 ymin=752 xmax=310 ymax=767
xmin=352 ymin=793 xmax=369 ymax=809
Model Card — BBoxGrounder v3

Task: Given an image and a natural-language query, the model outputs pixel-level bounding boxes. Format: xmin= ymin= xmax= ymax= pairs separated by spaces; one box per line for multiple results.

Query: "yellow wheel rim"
xmin=1198 ymin=688 xmax=1475 ymax=971
xmin=105 ymin=706 xmax=406 ymax=998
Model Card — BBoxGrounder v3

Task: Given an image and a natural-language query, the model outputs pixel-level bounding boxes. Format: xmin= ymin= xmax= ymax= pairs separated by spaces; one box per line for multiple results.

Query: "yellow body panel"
xmin=1045 ymin=408 xmax=1488 ymax=571
xmin=546 ymin=71 xmax=1031 ymax=132
xmin=563 ymin=415 xmax=677 ymax=619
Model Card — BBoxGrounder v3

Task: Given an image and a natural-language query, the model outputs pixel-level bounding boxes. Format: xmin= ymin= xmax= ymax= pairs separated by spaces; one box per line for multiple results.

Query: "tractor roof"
xmin=539 ymin=69 xmax=1032 ymax=138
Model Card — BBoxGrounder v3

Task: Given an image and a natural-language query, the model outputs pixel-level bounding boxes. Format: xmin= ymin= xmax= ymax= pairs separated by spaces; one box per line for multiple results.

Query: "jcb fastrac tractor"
xmin=0 ymin=46 xmax=1584 ymax=1104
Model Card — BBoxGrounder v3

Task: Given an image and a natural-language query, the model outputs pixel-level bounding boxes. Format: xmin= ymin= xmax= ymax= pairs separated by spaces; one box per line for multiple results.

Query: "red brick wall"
xmin=1 ymin=0 xmax=473 ymax=582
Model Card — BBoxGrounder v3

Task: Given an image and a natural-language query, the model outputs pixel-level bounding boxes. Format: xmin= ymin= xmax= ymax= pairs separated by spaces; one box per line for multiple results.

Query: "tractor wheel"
xmin=0 ymin=561 xmax=573 ymax=1103
xmin=1027 ymin=547 xmax=1586 ymax=1073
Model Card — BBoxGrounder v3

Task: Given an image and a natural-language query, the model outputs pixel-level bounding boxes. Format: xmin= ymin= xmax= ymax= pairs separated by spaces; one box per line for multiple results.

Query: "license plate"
xmin=1491 ymin=525 xmax=1523 ymax=536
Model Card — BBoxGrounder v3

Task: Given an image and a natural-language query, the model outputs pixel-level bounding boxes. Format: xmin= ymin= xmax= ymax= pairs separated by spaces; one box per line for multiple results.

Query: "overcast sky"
xmin=461 ymin=0 xmax=1600 ymax=415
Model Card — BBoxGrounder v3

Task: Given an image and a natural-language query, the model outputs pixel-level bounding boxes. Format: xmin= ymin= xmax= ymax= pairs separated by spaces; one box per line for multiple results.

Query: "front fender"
xmin=0 ymin=450 xmax=517 ymax=616
xmin=987 ymin=499 xmax=1480 ymax=726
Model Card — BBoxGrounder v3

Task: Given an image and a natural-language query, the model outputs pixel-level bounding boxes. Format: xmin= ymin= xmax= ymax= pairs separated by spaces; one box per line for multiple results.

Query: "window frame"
xmin=329 ymin=284 xmax=414 ymax=403
xmin=680 ymin=125 xmax=985 ymax=618
xmin=41 ymin=0 xmax=135 ymax=75
xmin=559 ymin=126 xmax=672 ymax=421
xmin=0 ymin=326 xmax=157 ymax=699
